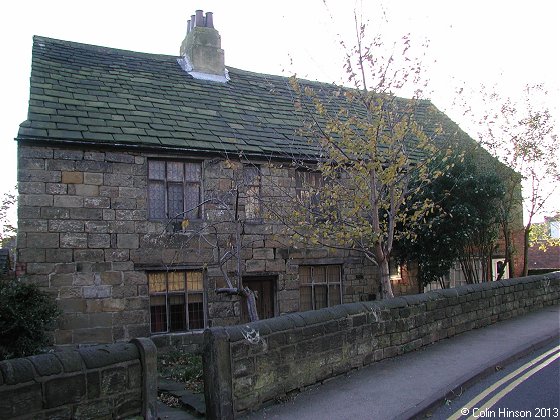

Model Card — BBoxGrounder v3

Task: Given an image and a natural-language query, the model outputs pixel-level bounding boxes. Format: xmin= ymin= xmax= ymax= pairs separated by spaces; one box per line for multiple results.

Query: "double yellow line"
xmin=448 ymin=344 xmax=560 ymax=420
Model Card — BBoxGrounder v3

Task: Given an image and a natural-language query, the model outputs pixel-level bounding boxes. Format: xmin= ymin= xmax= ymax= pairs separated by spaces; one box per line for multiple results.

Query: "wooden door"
xmin=242 ymin=276 xmax=276 ymax=321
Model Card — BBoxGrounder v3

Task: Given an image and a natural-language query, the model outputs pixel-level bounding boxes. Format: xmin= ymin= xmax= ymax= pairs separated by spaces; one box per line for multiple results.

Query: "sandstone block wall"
xmin=202 ymin=273 xmax=560 ymax=418
xmin=0 ymin=338 xmax=157 ymax=419
xmin=17 ymin=143 xmax=380 ymax=345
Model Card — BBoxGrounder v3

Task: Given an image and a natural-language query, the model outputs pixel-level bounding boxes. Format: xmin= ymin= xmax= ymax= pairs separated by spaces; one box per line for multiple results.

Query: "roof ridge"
xmin=33 ymin=35 xmax=176 ymax=62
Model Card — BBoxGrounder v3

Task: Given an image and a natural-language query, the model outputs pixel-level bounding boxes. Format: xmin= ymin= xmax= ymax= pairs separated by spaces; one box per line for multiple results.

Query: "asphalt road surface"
xmin=427 ymin=340 xmax=560 ymax=419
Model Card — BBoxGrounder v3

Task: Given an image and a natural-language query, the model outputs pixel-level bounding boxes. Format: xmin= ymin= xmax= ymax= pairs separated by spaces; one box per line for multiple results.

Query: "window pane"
xmin=243 ymin=166 xmax=259 ymax=186
xmin=300 ymin=286 xmax=312 ymax=311
xmin=168 ymin=294 xmax=186 ymax=331
xmin=312 ymin=266 xmax=326 ymax=284
xmin=148 ymin=160 xmax=165 ymax=180
xmin=314 ymin=285 xmax=328 ymax=309
xmin=185 ymin=162 xmax=201 ymax=182
xmin=150 ymin=295 xmax=167 ymax=333
xmin=148 ymin=272 xmax=166 ymax=293
xmin=327 ymin=266 xmax=341 ymax=284
xmin=329 ymin=284 xmax=341 ymax=306
xmin=168 ymin=272 xmax=185 ymax=291
xmin=168 ymin=183 xmax=184 ymax=220
xmin=389 ymin=258 xmax=401 ymax=277
xmin=188 ymin=293 xmax=204 ymax=330
xmin=149 ymin=270 xmax=205 ymax=333
xmin=185 ymin=183 xmax=200 ymax=219
xmin=299 ymin=266 xmax=312 ymax=285
xmin=295 ymin=170 xmax=305 ymax=189
xmin=148 ymin=181 xmax=166 ymax=219
xmin=167 ymin=161 xmax=184 ymax=182
xmin=187 ymin=271 xmax=203 ymax=291
xmin=245 ymin=185 xmax=260 ymax=219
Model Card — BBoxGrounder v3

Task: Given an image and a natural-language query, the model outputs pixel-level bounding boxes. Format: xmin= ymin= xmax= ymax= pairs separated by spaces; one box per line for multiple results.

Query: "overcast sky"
xmin=2 ymin=0 xmax=558 ymax=220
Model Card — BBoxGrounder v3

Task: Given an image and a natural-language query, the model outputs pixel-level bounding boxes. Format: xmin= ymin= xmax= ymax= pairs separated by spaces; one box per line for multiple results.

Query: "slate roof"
xmin=17 ymin=36 xmax=472 ymax=160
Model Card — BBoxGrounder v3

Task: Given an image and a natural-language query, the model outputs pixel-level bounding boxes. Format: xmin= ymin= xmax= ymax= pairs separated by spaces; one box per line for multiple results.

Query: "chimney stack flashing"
xmin=179 ymin=10 xmax=228 ymax=82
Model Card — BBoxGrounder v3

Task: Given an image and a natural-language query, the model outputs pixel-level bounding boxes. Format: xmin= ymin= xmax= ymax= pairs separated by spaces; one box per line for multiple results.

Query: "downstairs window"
xmin=148 ymin=270 xmax=205 ymax=333
xmin=299 ymin=265 xmax=342 ymax=311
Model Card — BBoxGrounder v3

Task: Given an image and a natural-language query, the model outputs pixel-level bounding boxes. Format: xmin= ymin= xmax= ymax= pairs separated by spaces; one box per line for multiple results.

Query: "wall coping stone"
xmin=28 ymin=353 xmax=63 ymax=376
xmin=54 ymin=350 xmax=83 ymax=373
xmin=0 ymin=358 xmax=35 ymax=385
xmin=79 ymin=342 xmax=139 ymax=369
xmin=400 ymin=293 xmax=430 ymax=305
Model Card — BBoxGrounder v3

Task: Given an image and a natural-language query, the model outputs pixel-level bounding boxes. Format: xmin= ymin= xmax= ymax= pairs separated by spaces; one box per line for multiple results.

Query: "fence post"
xmin=203 ymin=327 xmax=234 ymax=419
xmin=131 ymin=338 xmax=158 ymax=420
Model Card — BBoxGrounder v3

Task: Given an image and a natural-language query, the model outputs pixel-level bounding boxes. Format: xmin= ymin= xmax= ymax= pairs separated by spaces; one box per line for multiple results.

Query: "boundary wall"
xmin=202 ymin=273 xmax=560 ymax=419
xmin=0 ymin=338 xmax=156 ymax=419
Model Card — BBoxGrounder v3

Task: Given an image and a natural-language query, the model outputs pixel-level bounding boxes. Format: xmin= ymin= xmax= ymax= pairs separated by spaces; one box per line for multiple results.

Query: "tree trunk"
xmin=244 ymin=287 xmax=259 ymax=322
xmin=379 ymin=258 xmax=394 ymax=299
xmin=496 ymin=223 xmax=512 ymax=281
xmin=522 ymin=223 xmax=531 ymax=277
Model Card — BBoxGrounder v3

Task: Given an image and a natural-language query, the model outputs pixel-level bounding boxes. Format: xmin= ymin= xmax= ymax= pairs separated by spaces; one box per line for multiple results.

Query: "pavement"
xmin=155 ymin=305 xmax=559 ymax=419
xmin=156 ymin=378 xmax=205 ymax=420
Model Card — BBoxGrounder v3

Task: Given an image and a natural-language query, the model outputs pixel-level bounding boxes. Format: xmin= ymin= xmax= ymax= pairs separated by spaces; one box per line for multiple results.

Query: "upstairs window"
xmin=148 ymin=160 xmax=202 ymax=221
xmin=296 ymin=170 xmax=324 ymax=222
xmin=243 ymin=165 xmax=261 ymax=220
xmin=148 ymin=270 xmax=205 ymax=333
xmin=295 ymin=170 xmax=323 ymax=208
xmin=299 ymin=265 xmax=342 ymax=311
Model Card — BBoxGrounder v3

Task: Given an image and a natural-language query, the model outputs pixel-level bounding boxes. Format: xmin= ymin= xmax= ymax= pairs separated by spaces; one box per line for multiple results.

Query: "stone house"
xmin=16 ymin=10 xmax=494 ymax=346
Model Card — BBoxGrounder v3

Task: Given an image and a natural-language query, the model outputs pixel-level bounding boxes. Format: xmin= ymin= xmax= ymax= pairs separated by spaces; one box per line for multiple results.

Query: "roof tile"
xmin=17 ymin=35 xmax=475 ymax=160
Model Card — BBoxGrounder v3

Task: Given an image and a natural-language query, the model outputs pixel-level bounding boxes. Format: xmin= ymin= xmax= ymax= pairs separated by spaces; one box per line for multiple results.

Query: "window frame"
xmin=295 ymin=170 xmax=323 ymax=207
xmin=147 ymin=159 xmax=203 ymax=222
xmin=242 ymin=164 xmax=261 ymax=220
xmin=389 ymin=258 xmax=402 ymax=280
xmin=148 ymin=270 xmax=206 ymax=334
xmin=299 ymin=264 xmax=343 ymax=311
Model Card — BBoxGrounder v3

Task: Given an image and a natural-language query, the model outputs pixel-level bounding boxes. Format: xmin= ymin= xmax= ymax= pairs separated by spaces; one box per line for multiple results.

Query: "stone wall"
xmin=0 ymin=338 xmax=157 ymax=419
xmin=202 ymin=273 xmax=560 ymax=418
xmin=17 ymin=143 xmax=379 ymax=345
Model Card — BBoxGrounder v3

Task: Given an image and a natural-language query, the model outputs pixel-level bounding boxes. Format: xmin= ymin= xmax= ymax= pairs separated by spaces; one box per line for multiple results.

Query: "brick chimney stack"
xmin=178 ymin=10 xmax=228 ymax=82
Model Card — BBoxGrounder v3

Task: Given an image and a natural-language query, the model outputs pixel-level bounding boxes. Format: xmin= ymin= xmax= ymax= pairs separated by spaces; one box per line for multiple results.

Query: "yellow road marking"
xmin=448 ymin=345 xmax=560 ymax=420
xmin=466 ymin=352 xmax=559 ymax=418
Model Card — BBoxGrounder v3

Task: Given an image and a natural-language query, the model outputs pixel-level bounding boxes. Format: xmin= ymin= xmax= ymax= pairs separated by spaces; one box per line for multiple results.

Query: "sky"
xmin=1 ymin=0 xmax=559 ymax=222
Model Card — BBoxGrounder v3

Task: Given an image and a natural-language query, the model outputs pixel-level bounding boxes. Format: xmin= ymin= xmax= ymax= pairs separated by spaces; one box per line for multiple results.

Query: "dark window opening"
xmin=148 ymin=270 xmax=205 ymax=333
xmin=299 ymin=265 xmax=342 ymax=311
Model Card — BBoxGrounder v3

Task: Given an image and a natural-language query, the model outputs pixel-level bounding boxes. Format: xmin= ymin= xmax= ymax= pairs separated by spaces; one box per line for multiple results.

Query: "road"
xmin=428 ymin=341 xmax=560 ymax=419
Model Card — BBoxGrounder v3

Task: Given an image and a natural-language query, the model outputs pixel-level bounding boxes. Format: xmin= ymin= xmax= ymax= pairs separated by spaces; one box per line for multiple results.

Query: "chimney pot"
xmin=205 ymin=12 xmax=214 ymax=28
xmin=186 ymin=19 xmax=191 ymax=33
xmin=195 ymin=10 xmax=204 ymax=27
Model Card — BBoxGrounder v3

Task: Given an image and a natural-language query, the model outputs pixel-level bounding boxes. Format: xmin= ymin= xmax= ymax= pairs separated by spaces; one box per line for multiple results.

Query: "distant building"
xmin=528 ymin=214 xmax=560 ymax=275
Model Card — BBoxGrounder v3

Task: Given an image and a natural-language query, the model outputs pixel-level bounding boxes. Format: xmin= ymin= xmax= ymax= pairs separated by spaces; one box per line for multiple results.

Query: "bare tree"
xmin=267 ymin=14 xmax=458 ymax=299
xmin=0 ymin=188 xmax=17 ymax=248
xmin=157 ymin=160 xmax=268 ymax=322
xmin=465 ymin=84 xmax=559 ymax=276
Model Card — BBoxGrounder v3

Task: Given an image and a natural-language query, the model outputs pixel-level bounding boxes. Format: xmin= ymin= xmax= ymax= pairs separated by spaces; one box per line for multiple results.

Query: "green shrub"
xmin=0 ymin=279 xmax=61 ymax=360
xmin=158 ymin=348 xmax=204 ymax=393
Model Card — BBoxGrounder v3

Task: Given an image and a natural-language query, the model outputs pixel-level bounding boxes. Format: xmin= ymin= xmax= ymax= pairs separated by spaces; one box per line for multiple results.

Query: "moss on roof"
xmin=17 ymin=36 xmax=475 ymax=160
